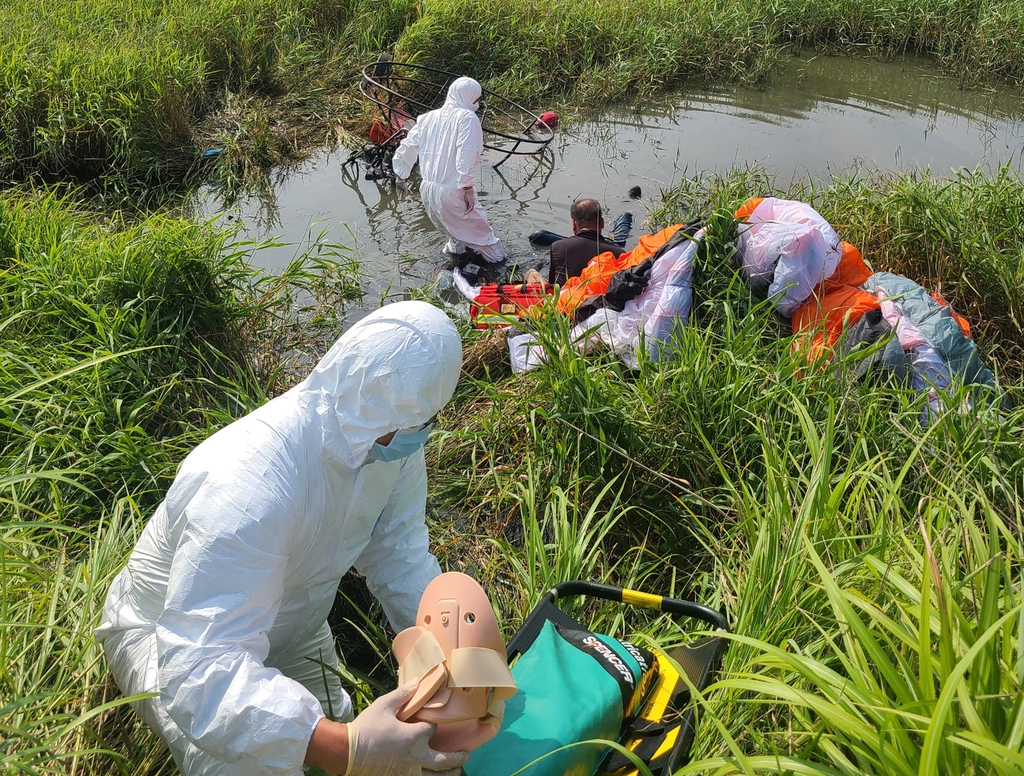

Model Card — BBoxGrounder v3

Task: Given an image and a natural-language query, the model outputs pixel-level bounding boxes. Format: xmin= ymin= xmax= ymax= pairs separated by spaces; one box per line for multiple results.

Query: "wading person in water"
xmin=96 ymin=301 xmax=469 ymax=776
xmin=392 ymin=77 xmax=506 ymax=264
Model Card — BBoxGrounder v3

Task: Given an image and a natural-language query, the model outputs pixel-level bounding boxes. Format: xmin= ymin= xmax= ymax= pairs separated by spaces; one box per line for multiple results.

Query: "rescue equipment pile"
xmin=454 ymin=222 xmax=705 ymax=372
xmin=735 ymin=197 xmax=997 ymax=420
xmin=464 ymin=580 xmax=729 ymax=776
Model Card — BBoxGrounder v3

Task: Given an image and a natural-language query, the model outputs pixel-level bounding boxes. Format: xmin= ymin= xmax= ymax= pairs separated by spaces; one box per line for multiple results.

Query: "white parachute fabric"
xmin=572 ymin=308 xmax=640 ymax=367
xmin=638 ymin=227 xmax=702 ymax=362
xmin=508 ymin=228 xmax=701 ymax=372
xmin=392 ymin=77 xmax=505 ymax=262
xmin=452 ymin=266 xmax=482 ymax=301
xmin=868 ymin=279 xmax=957 ymax=424
xmin=96 ymin=301 xmax=463 ymax=776
xmin=568 ymin=229 xmax=702 ymax=369
xmin=736 ymin=198 xmax=842 ymax=317
xmin=508 ymin=332 xmax=548 ymax=374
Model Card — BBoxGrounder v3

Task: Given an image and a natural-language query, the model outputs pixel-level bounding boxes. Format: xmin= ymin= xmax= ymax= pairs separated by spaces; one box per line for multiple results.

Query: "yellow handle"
xmin=622 ymin=589 xmax=663 ymax=610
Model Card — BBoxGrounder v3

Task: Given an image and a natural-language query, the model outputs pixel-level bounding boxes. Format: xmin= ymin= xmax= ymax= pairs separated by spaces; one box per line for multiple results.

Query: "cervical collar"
xmin=392 ymin=572 xmax=517 ymax=752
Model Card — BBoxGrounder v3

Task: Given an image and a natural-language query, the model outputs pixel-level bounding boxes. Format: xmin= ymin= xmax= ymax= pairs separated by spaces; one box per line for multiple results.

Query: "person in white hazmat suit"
xmin=392 ymin=77 xmax=506 ymax=263
xmin=96 ymin=301 xmax=469 ymax=776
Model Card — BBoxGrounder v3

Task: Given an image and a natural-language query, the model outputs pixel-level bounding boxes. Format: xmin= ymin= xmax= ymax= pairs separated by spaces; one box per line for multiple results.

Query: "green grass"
xmin=0 ymin=189 xmax=362 ymax=773
xmin=427 ymin=164 xmax=1024 ymax=773
xmin=2 ymin=0 xmax=1023 ymax=189
xmin=3 ymin=165 xmax=1023 ymax=773
xmin=0 ymin=0 xmax=359 ymax=190
xmin=0 ymin=190 xmax=361 ymax=525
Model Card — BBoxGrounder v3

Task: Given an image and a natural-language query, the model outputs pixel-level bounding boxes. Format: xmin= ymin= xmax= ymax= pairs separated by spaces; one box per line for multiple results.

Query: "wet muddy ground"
xmin=196 ymin=52 xmax=1023 ymax=303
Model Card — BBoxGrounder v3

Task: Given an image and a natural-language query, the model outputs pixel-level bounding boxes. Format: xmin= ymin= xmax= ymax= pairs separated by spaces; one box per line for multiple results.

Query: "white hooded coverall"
xmin=392 ymin=77 xmax=506 ymax=263
xmin=96 ymin=301 xmax=463 ymax=776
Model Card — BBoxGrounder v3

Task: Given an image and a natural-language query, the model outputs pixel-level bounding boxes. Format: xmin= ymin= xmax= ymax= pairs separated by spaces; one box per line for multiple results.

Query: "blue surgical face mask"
xmin=370 ymin=423 xmax=433 ymax=463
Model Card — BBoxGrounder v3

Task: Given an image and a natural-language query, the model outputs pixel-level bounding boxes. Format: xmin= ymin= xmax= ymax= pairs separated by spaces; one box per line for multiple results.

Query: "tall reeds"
xmin=0 ymin=190 xmax=362 ymax=773
xmin=0 ymin=0 xmax=362 ymax=187
xmin=2 ymin=0 xmax=1023 ymax=186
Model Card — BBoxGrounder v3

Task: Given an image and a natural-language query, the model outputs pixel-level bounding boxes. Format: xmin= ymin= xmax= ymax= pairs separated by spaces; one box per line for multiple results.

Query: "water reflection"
xmin=196 ymin=52 xmax=1023 ymax=296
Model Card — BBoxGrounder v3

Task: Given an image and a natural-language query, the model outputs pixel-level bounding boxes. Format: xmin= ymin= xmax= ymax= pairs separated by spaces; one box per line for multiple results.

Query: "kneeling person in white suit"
xmin=96 ymin=301 xmax=468 ymax=776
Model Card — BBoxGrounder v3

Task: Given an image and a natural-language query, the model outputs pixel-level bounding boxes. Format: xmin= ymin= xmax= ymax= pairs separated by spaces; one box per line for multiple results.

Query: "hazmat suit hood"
xmin=296 ymin=301 xmax=462 ymax=469
xmin=446 ymin=77 xmax=482 ymax=113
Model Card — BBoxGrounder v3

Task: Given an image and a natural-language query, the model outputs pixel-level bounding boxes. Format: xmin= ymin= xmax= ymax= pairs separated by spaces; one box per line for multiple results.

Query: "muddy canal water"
xmin=198 ymin=53 xmax=1023 ymax=300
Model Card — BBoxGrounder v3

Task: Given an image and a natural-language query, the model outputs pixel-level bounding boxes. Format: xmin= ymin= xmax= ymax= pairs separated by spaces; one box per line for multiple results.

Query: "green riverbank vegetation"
xmin=3 ymin=164 xmax=1022 ymax=773
xmin=0 ymin=189 xmax=361 ymax=771
xmin=3 ymin=0 xmax=1024 ymax=190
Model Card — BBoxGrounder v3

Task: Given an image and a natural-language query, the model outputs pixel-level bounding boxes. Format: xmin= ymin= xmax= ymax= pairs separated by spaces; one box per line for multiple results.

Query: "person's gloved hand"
xmin=347 ymin=682 xmax=470 ymax=776
xmin=396 ymin=177 xmax=410 ymax=200
xmin=462 ymin=186 xmax=474 ymax=214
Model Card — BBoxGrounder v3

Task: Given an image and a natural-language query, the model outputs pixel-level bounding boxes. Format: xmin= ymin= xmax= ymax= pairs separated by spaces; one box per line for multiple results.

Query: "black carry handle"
xmin=508 ymin=580 xmax=728 ymax=660
xmin=495 ymin=282 xmax=549 ymax=295
xmin=546 ymin=580 xmax=729 ymax=632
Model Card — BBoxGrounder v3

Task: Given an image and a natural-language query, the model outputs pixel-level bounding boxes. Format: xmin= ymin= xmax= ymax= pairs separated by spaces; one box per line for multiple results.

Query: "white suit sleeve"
xmin=454 ymin=113 xmax=483 ymax=189
xmin=354 ymin=447 xmax=441 ymax=631
xmin=391 ymin=122 xmax=421 ymax=180
xmin=155 ymin=468 xmax=325 ymax=774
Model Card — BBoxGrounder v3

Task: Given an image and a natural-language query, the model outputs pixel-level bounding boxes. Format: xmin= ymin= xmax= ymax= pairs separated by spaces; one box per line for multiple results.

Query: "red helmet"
xmin=535 ymin=111 xmax=559 ymax=129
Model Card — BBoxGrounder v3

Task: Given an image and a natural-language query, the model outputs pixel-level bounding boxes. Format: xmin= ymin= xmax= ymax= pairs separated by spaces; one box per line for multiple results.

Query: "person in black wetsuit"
xmin=547 ymin=199 xmax=626 ymax=285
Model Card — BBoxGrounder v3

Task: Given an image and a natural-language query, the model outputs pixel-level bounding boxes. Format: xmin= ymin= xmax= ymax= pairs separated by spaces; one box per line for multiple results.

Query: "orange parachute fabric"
xmin=734 ymin=197 xmax=765 ymax=221
xmin=830 ymin=242 xmax=873 ymax=287
xmin=930 ymin=291 xmax=973 ymax=338
xmin=790 ymin=242 xmax=880 ymax=361
xmin=555 ymin=225 xmax=682 ymax=314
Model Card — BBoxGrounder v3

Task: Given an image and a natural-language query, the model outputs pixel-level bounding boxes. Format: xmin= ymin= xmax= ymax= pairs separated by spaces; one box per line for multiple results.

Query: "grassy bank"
xmin=429 ymin=165 xmax=1024 ymax=772
xmin=0 ymin=190 xmax=361 ymax=773
xmin=2 ymin=0 xmax=1023 ymax=190
xmin=3 ymin=165 xmax=1023 ymax=774
xmin=0 ymin=0 xmax=360 ymax=193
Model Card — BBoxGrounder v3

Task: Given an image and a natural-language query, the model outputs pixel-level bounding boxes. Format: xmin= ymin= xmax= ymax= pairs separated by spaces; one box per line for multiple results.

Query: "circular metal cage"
xmin=360 ymin=58 xmax=555 ymax=163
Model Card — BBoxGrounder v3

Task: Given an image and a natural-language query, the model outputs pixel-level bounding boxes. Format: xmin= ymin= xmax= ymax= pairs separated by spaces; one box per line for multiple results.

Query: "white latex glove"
xmin=462 ymin=186 xmax=474 ymax=214
xmin=395 ymin=176 xmax=410 ymax=200
xmin=347 ymin=682 xmax=470 ymax=776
